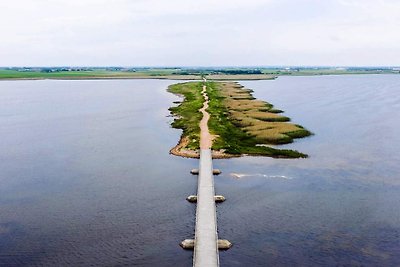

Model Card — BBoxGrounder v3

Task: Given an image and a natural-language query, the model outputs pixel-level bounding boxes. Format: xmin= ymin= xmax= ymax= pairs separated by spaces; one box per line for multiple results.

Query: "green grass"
xmin=167 ymin=82 xmax=204 ymax=150
xmin=0 ymin=70 xmax=100 ymax=79
xmin=268 ymin=108 xmax=284 ymax=113
xmin=0 ymin=69 xmax=179 ymax=79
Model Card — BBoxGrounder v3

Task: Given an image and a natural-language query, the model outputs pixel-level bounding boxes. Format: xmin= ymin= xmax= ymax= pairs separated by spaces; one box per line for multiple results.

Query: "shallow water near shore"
xmin=0 ymin=76 xmax=400 ymax=266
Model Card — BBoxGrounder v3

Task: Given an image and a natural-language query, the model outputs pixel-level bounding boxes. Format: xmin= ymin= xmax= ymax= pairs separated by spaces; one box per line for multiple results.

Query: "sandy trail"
xmin=170 ymin=79 xmax=235 ymax=158
xmin=199 ymin=83 xmax=213 ymax=149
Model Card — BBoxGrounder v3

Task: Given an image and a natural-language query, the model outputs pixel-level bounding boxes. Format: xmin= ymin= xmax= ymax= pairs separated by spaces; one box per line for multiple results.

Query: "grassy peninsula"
xmin=168 ymin=81 xmax=312 ymax=158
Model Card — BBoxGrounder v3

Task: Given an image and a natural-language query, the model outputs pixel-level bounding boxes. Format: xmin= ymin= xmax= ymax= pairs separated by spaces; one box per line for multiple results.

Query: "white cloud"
xmin=0 ymin=0 xmax=399 ymax=66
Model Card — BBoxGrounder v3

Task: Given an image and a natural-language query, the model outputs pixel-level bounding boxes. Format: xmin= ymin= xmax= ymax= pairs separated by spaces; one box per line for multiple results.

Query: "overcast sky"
xmin=1 ymin=0 xmax=399 ymax=67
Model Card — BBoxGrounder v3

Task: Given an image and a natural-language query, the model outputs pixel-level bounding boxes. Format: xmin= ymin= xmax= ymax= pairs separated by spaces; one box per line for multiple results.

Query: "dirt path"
xmin=199 ymin=82 xmax=213 ymax=149
xmin=170 ymin=80 xmax=236 ymax=158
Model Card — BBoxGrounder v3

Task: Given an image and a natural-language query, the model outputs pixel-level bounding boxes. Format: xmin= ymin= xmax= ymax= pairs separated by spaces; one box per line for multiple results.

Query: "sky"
xmin=1 ymin=0 xmax=399 ymax=67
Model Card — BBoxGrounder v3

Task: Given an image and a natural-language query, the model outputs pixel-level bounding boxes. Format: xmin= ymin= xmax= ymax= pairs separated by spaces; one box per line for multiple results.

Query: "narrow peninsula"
xmin=168 ymin=81 xmax=312 ymax=159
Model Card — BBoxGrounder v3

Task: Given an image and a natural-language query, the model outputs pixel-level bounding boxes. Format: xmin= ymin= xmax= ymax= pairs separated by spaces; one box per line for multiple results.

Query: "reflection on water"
xmin=0 ymin=76 xmax=399 ymax=266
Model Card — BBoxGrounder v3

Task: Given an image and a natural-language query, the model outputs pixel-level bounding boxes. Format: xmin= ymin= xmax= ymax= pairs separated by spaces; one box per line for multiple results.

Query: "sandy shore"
xmin=169 ymin=138 xmax=237 ymax=159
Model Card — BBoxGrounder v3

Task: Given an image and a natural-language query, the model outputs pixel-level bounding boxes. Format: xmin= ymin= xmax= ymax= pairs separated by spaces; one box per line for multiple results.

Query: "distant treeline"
xmin=1 ymin=66 xmax=398 ymax=77
xmin=214 ymin=69 xmax=262 ymax=75
xmin=173 ymin=69 xmax=263 ymax=75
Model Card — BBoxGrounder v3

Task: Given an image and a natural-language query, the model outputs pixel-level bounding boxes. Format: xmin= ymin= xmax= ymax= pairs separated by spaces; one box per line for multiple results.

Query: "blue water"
xmin=0 ymin=80 xmax=196 ymax=266
xmin=0 ymin=75 xmax=399 ymax=266
xmin=216 ymin=75 xmax=400 ymax=266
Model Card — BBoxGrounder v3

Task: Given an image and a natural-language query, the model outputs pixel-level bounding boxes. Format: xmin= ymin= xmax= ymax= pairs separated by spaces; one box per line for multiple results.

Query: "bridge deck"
xmin=193 ymin=149 xmax=219 ymax=267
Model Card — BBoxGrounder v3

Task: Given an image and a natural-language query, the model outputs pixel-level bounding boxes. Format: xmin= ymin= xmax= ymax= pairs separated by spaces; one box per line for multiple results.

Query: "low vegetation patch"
xmin=168 ymin=81 xmax=312 ymax=158
xmin=167 ymin=82 xmax=204 ymax=150
xmin=217 ymin=82 xmax=311 ymax=143
xmin=206 ymin=82 xmax=311 ymax=158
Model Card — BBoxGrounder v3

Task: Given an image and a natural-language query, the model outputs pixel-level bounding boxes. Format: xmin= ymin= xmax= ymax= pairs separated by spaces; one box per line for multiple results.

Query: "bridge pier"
xmin=191 ymin=169 xmax=222 ymax=175
xmin=186 ymin=195 xmax=226 ymax=203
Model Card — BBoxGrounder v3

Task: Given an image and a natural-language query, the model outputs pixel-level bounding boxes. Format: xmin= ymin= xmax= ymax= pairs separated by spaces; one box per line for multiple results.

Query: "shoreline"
xmin=0 ymin=74 xmax=276 ymax=81
xmin=169 ymin=135 xmax=308 ymax=159
xmin=169 ymin=136 xmax=238 ymax=159
xmin=1 ymin=73 xmax=398 ymax=82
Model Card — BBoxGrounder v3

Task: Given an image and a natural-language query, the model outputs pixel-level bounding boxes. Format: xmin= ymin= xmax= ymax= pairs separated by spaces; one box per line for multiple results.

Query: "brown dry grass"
xmin=244 ymin=122 xmax=303 ymax=143
xmin=242 ymin=111 xmax=290 ymax=122
xmin=245 ymin=122 xmax=300 ymax=132
xmin=224 ymin=99 xmax=268 ymax=111
xmin=217 ymin=82 xmax=310 ymax=144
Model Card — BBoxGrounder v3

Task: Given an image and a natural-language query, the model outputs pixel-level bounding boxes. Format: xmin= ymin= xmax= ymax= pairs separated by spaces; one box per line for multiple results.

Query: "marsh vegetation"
xmin=168 ymin=81 xmax=311 ymax=158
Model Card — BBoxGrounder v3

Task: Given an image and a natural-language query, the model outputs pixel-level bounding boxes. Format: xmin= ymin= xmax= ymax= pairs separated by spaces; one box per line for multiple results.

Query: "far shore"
xmin=2 ymin=72 xmax=398 ymax=81
xmin=0 ymin=74 xmax=276 ymax=81
xmin=2 ymin=67 xmax=398 ymax=81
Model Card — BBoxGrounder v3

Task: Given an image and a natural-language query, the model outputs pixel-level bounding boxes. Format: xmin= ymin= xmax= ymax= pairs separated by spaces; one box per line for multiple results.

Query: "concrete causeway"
xmin=193 ymin=148 xmax=219 ymax=267
xmin=194 ymin=81 xmax=220 ymax=266
xmin=180 ymin=80 xmax=230 ymax=266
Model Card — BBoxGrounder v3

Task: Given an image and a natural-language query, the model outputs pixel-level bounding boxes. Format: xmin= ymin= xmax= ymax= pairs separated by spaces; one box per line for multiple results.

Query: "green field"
xmin=1 ymin=66 xmax=397 ymax=80
xmin=0 ymin=69 xmax=179 ymax=79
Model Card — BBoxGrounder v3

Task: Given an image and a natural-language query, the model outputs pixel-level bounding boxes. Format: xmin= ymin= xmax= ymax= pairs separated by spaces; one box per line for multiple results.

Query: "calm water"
xmin=0 ymin=80 xmax=196 ymax=266
xmin=216 ymin=75 xmax=400 ymax=266
xmin=0 ymin=76 xmax=399 ymax=266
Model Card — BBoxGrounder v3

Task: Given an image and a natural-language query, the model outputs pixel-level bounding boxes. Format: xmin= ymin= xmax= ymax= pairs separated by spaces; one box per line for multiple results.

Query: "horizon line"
xmin=1 ymin=65 xmax=400 ymax=69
